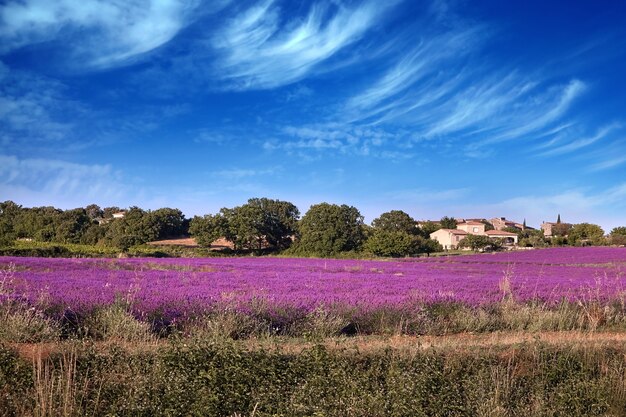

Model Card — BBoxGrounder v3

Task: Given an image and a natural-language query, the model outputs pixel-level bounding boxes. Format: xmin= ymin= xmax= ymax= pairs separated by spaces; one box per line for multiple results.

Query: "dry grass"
xmin=146 ymin=236 xmax=235 ymax=249
xmin=11 ymin=330 xmax=626 ymax=363
xmin=241 ymin=330 xmax=626 ymax=356
xmin=146 ymin=237 xmax=199 ymax=247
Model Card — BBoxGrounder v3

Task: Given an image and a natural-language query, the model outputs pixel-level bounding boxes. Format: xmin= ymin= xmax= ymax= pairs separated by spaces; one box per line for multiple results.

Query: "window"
xmin=473 ymin=227 xmax=478 ymax=232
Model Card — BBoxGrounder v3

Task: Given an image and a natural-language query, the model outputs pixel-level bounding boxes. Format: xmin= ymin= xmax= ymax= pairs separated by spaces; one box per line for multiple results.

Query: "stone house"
xmin=429 ymin=229 xmax=468 ymax=250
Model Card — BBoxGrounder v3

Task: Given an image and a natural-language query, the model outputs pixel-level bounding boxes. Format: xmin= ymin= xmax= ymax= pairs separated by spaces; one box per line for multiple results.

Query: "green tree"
xmin=552 ymin=223 xmax=572 ymax=237
xmin=189 ymin=214 xmax=231 ymax=247
xmin=80 ymin=223 xmax=106 ymax=245
xmin=482 ymin=220 xmax=495 ymax=231
xmin=146 ymin=208 xmax=187 ymax=240
xmin=440 ymin=216 xmax=457 ymax=229
xmin=293 ymin=203 xmax=364 ymax=257
xmin=569 ymin=223 xmax=605 ymax=246
xmin=53 ymin=208 xmax=93 ymax=244
xmin=0 ymin=201 xmax=22 ymax=243
xmin=85 ymin=204 xmax=103 ymax=220
xmin=102 ymin=206 xmax=122 ymax=219
xmin=419 ymin=221 xmax=440 ymax=236
xmin=610 ymin=227 xmax=626 ymax=246
xmin=458 ymin=234 xmax=495 ymax=252
xmin=371 ymin=210 xmax=419 ymax=235
xmin=419 ymin=238 xmax=443 ymax=254
xmin=12 ymin=206 xmax=60 ymax=239
xmin=364 ymin=230 xmax=421 ymax=257
xmin=224 ymin=198 xmax=300 ymax=251
xmin=518 ymin=229 xmax=547 ymax=248
xmin=103 ymin=207 xmax=154 ymax=248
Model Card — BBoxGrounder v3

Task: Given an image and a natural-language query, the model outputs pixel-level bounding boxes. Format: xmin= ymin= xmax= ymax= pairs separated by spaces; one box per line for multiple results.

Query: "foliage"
xmin=458 ymin=234 xmax=496 ymax=251
xmin=610 ymin=227 xmax=626 ymax=246
xmin=54 ymin=208 xmax=93 ymax=244
xmin=1 ymin=340 xmax=625 ymax=415
xmin=0 ymin=201 xmax=190 ymax=252
xmin=371 ymin=210 xmax=419 ymax=235
xmin=439 ymin=216 xmax=457 ymax=229
xmin=85 ymin=203 xmax=103 ymax=220
xmin=147 ymin=208 xmax=187 ymax=239
xmin=481 ymin=220 xmax=495 ymax=231
xmin=364 ymin=229 xmax=421 ymax=257
xmin=552 ymin=222 xmax=572 ymax=237
xmin=190 ymin=198 xmax=299 ymax=251
xmin=225 ymin=198 xmax=300 ymax=251
xmin=569 ymin=223 xmax=606 ymax=246
xmin=189 ymin=213 xmax=230 ymax=247
xmin=292 ymin=203 xmax=364 ymax=257
xmin=611 ymin=226 xmax=626 ymax=236
xmin=419 ymin=220 xmax=441 ymax=236
xmin=518 ymin=229 xmax=548 ymax=248
xmin=83 ymin=303 xmax=154 ymax=342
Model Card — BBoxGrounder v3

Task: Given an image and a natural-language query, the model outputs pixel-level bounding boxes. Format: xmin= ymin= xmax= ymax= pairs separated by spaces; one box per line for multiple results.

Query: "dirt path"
xmin=10 ymin=331 xmax=626 ymax=361
xmin=239 ymin=331 xmax=626 ymax=355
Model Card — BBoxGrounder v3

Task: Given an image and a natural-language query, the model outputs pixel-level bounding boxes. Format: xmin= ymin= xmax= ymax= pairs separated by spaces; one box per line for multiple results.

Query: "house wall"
xmin=430 ymin=229 xmax=465 ymax=250
xmin=487 ymin=233 xmax=519 ymax=245
xmin=430 ymin=230 xmax=451 ymax=249
xmin=457 ymin=223 xmax=486 ymax=235
xmin=541 ymin=223 xmax=554 ymax=237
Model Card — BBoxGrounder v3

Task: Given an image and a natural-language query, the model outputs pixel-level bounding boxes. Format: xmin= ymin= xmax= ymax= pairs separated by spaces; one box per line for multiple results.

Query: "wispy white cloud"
xmin=591 ymin=154 xmax=626 ymax=171
xmin=476 ymin=79 xmax=586 ymax=144
xmin=0 ymin=63 xmax=78 ymax=146
xmin=481 ymin=185 xmax=626 ymax=231
xmin=211 ymin=0 xmax=397 ymax=90
xmin=385 ymin=187 xmax=470 ymax=203
xmin=538 ymin=124 xmax=620 ymax=156
xmin=339 ymin=13 xmax=588 ymax=159
xmin=0 ymin=154 xmax=128 ymax=207
xmin=346 ymin=27 xmax=482 ymax=116
xmin=0 ymin=0 xmax=201 ymax=69
xmin=211 ymin=167 xmax=281 ymax=179
xmin=264 ymin=124 xmax=406 ymax=159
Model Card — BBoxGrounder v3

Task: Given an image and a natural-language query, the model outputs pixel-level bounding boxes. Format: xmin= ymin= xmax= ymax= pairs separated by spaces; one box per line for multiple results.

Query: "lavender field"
xmin=2 ymin=247 xmax=625 ymax=326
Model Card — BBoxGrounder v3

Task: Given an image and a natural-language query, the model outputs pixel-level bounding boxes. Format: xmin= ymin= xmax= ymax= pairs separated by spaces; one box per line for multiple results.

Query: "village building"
xmin=541 ymin=221 xmax=572 ymax=237
xmin=490 ymin=217 xmax=525 ymax=231
xmin=429 ymin=229 xmax=468 ymax=250
xmin=430 ymin=218 xmax=520 ymax=249
xmin=485 ymin=230 xmax=519 ymax=245
xmin=456 ymin=220 xmax=486 ymax=235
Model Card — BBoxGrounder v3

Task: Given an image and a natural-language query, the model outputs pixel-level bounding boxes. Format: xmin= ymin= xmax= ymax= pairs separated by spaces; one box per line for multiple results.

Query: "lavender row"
xmin=1 ymin=247 xmax=625 ymax=320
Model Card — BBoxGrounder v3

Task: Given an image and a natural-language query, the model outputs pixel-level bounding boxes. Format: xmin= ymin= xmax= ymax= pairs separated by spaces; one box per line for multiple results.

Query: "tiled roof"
xmin=444 ymin=229 xmax=468 ymax=235
xmin=485 ymin=230 xmax=517 ymax=236
xmin=458 ymin=221 xmax=484 ymax=225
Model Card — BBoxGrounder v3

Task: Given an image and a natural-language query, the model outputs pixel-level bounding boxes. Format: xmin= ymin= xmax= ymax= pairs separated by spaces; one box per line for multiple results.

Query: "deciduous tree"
xmin=294 ymin=203 xmax=364 ymax=257
xmin=371 ymin=210 xmax=419 ymax=235
xmin=569 ymin=223 xmax=605 ymax=246
xmin=440 ymin=216 xmax=457 ymax=229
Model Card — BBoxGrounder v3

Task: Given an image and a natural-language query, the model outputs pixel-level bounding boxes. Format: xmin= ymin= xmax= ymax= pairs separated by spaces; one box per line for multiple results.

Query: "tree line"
xmin=1 ymin=199 xmax=625 ymax=257
xmin=0 ymin=201 xmax=186 ymax=251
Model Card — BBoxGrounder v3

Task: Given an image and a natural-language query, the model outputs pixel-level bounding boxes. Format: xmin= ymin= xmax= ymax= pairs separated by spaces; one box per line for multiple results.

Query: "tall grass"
xmin=0 ymin=263 xmax=60 ymax=343
xmin=1 ymin=340 xmax=625 ymax=416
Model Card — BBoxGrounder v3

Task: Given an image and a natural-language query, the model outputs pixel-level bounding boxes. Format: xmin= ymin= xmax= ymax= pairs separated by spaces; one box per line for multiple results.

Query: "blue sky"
xmin=1 ymin=0 xmax=626 ymax=229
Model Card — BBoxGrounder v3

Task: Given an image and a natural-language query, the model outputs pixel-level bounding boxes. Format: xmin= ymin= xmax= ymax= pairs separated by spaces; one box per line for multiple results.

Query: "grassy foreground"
xmin=2 ymin=334 xmax=626 ymax=417
xmin=2 ymin=295 xmax=626 ymax=416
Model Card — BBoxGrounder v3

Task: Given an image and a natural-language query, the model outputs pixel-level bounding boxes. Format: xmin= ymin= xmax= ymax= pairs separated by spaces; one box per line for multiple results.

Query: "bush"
xmin=2 ymin=342 xmax=624 ymax=416
xmin=0 ymin=264 xmax=60 ymax=343
xmin=82 ymin=303 xmax=154 ymax=342
xmin=364 ymin=230 xmax=421 ymax=257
